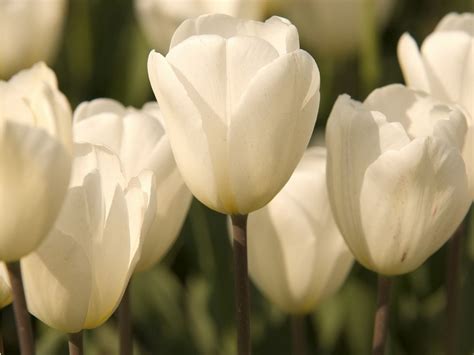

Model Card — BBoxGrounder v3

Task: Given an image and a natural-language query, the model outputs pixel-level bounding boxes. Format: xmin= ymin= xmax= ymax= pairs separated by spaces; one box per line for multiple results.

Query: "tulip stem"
xmin=118 ymin=283 xmax=133 ymax=355
xmin=291 ymin=314 xmax=308 ymax=355
xmin=445 ymin=217 xmax=466 ymax=355
xmin=68 ymin=331 xmax=83 ymax=355
xmin=372 ymin=275 xmax=392 ymax=355
xmin=231 ymin=214 xmax=251 ymax=355
xmin=0 ymin=309 xmax=4 ymax=355
xmin=6 ymin=261 xmax=35 ymax=355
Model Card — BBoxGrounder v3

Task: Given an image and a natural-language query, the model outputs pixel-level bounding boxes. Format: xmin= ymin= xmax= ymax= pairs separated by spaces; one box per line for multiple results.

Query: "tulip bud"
xmin=0 ymin=0 xmax=67 ymax=79
xmin=22 ymin=143 xmax=156 ymax=333
xmin=73 ymin=99 xmax=192 ymax=272
xmin=326 ymin=84 xmax=471 ymax=276
xmin=0 ymin=63 xmax=72 ymax=262
xmin=135 ymin=0 xmax=266 ymax=53
xmin=246 ymin=147 xmax=353 ymax=314
xmin=398 ymin=12 xmax=474 ymax=199
xmin=148 ymin=14 xmax=320 ymax=214
xmin=0 ymin=263 xmax=12 ymax=309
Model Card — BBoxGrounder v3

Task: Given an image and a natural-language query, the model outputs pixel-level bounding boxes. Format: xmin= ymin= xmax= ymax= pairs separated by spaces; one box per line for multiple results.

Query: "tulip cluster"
xmin=0 ymin=3 xmax=472 ymax=355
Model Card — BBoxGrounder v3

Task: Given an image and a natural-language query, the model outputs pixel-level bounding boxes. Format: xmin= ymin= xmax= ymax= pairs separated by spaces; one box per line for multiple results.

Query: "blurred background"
xmin=1 ymin=0 xmax=473 ymax=354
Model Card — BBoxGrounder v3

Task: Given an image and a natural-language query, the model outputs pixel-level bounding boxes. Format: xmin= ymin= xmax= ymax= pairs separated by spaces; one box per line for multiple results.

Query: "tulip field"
xmin=0 ymin=1 xmax=473 ymax=355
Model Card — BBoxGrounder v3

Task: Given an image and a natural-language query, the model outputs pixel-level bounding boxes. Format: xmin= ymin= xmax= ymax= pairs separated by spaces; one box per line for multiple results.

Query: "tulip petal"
xmin=228 ymin=50 xmax=320 ymax=213
xmin=435 ymin=12 xmax=474 ymax=35
xmin=0 ymin=122 xmax=70 ymax=261
xmin=326 ymin=95 xmax=411 ymax=264
xmin=421 ymin=32 xmax=474 ymax=116
xmin=397 ymin=33 xmax=430 ymax=92
xmin=22 ymin=226 xmax=92 ymax=333
xmin=364 ymin=84 xmax=468 ymax=149
xmin=170 ymin=14 xmax=298 ymax=54
xmin=0 ymin=263 xmax=11 ymax=309
xmin=359 ymin=137 xmax=470 ymax=275
xmin=74 ymin=99 xmax=126 ymax=123
xmin=148 ymin=50 xmax=220 ymax=210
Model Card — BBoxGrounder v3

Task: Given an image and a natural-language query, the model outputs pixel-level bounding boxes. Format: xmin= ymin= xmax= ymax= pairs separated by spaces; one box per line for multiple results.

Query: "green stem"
xmin=6 ymin=261 xmax=35 ymax=355
xmin=231 ymin=214 xmax=250 ymax=355
xmin=372 ymin=275 xmax=392 ymax=355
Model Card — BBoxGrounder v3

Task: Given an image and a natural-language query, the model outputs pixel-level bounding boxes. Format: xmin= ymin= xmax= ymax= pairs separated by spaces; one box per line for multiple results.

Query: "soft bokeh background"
xmin=2 ymin=0 xmax=473 ymax=354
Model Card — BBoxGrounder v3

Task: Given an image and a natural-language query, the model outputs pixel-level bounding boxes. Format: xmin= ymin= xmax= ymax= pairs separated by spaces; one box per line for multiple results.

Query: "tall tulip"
xmin=73 ymin=98 xmax=192 ymax=354
xmin=148 ymin=14 xmax=320 ymax=355
xmin=135 ymin=0 xmax=266 ymax=53
xmin=0 ymin=0 xmax=67 ymax=79
xmin=326 ymin=84 xmax=471 ymax=355
xmin=398 ymin=12 xmax=474 ymax=199
xmin=247 ymin=146 xmax=353 ymax=314
xmin=22 ymin=143 xmax=156 ymax=337
xmin=0 ymin=62 xmax=72 ymax=355
xmin=73 ymin=99 xmax=192 ymax=272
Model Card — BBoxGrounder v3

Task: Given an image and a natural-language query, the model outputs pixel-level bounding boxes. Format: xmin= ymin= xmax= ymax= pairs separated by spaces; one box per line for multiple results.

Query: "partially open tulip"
xmin=22 ymin=143 xmax=156 ymax=333
xmin=148 ymin=14 xmax=320 ymax=214
xmin=398 ymin=12 xmax=474 ymax=198
xmin=73 ymin=99 xmax=192 ymax=271
xmin=326 ymin=84 xmax=471 ymax=275
xmin=0 ymin=63 xmax=72 ymax=262
xmin=0 ymin=263 xmax=12 ymax=309
xmin=246 ymin=147 xmax=353 ymax=314
xmin=0 ymin=0 xmax=67 ymax=79
xmin=135 ymin=0 xmax=266 ymax=52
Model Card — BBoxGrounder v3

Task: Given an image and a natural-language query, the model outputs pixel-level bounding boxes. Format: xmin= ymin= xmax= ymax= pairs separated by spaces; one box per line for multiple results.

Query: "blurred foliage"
xmin=2 ymin=0 xmax=474 ymax=354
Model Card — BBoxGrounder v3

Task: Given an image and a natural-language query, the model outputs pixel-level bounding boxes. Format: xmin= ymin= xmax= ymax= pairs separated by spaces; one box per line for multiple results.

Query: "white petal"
xmin=148 ymin=50 xmax=221 ymax=210
xmin=0 ymin=122 xmax=71 ymax=261
xmin=435 ymin=12 xmax=474 ymax=35
xmin=73 ymin=99 xmax=126 ymax=123
xmin=358 ymin=137 xmax=470 ymax=275
xmin=364 ymin=84 xmax=468 ymax=149
xmin=170 ymin=14 xmax=298 ymax=54
xmin=397 ymin=33 xmax=430 ymax=92
xmin=421 ymin=32 xmax=474 ymax=116
xmin=228 ymin=50 xmax=320 ymax=213
xmin=325 ymin=95 xmax=410 ymax=265
xmin=22 ymin=228 xmax=92 ymax=333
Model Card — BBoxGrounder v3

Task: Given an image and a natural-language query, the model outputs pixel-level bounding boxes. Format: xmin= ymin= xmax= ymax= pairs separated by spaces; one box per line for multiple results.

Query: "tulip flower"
xmin=276 ymin=0 xmax=395 ymax=57
xmin=135 ymin=0 xmax=266 ymax=53
xmin=398 ymin=12 xmax=474 ymax=198
xmin=148 ymin=14 xmax=320 ymax=215
xmin=0 ymin=0 xmax=67 ymax=79
xmin=148 ymin=14 xmax=320 ymax=354
xmin=73 ymin=99 xmax=192 ymax=272
xmin=326 ymin=84 xmax=470 ymax=276
xmin=326 ymin=84 xmax=471 ymax=355
xmin=0 ymin=62 xmax=72 ymax=263
xmin=0 ymin=263 xmax=12 ymax=309
xmin=247 ymin=146 xmax=353 ymax=314
xmin=22 ymin=143 xmax=156 ymax=334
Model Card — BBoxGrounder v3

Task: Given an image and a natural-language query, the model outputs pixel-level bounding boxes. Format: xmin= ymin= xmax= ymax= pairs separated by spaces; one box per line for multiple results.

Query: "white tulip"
xmin=398 ymin=12 xmax=474 ymax=199
xmin=135 ymin=0 xmax=266 ymax=53
xmin=0 ymin=263 xmax=12 ymax=309
xmin=73 ymin=99 xmax=192 ymax=272
xmin=148 ymin=14 xmax=320 ymax=214
xmin=22 ymin=143 xmax=156 ymax=333
xmin=0 ymin=0 xmax=67 ymax=79
xmin=0 ymin=62 xmax=72 ymax=262
xmin=277 ymin=0 xmax=395 ymax=57
xmin=326 ymin=84 xmax=471 ymax=275
xmin=246 ymin=147 xmax=353 ymax=314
